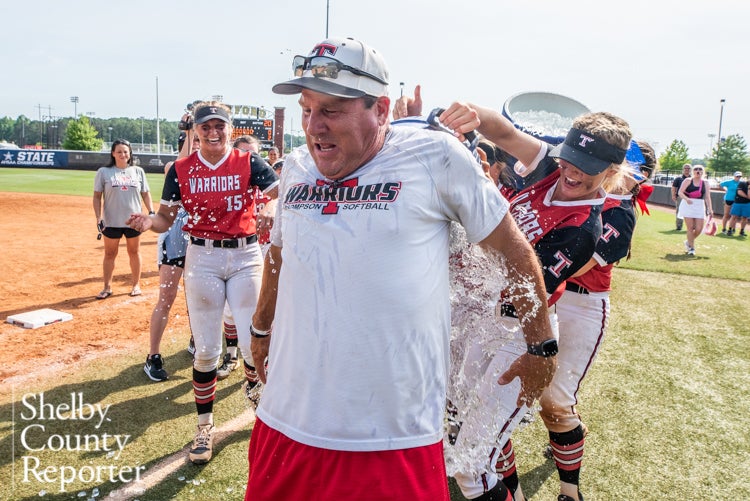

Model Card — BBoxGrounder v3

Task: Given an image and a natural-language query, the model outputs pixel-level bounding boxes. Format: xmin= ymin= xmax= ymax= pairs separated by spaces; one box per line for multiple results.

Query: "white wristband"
xmin=250 ymin=325 xmax=270 ymax=338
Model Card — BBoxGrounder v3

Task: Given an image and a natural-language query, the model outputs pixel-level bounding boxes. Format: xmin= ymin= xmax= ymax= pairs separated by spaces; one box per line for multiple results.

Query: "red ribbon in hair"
xmin=635 ymin=183 xmax=653 ymax=215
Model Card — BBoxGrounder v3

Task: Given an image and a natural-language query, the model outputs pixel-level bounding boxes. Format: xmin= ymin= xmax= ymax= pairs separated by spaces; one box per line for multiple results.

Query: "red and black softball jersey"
xmin=162 ymin=149 xmax=278 ymax=240
xmin=507 ymin=155 xmax=603 ymax=304
xmin=568 ymin=193 xmax=636 ymax=293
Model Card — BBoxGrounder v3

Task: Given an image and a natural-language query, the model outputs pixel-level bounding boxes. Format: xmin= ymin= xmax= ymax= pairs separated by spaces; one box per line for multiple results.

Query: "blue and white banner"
xmin=1 ymin=149 xmax=68 ymax=167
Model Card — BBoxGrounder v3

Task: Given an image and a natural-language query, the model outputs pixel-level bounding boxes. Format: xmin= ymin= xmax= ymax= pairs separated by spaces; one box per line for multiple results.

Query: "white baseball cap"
xmin=273 ymin=37 xmax=389 ymax=99
xmin=734 ymin=171 xmax=742 ymax=177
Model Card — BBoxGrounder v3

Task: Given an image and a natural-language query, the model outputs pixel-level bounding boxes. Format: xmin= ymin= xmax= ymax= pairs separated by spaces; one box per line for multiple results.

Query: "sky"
xmin=3 ymin=0 xmax=748 ymax=157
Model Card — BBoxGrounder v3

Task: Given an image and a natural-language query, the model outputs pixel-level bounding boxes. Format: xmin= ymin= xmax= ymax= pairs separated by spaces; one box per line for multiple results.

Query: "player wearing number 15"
xmin=127 ymin=101 xmax=279 ymax=464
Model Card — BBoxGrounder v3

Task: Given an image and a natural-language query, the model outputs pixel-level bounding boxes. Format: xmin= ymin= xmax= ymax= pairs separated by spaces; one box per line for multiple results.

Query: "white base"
xmin=6 ymin=308 xmax=73 ymax=329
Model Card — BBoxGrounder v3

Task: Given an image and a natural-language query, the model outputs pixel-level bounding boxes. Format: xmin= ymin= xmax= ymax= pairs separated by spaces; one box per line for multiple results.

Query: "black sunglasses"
xmin=292 ymin=55 xmax=388 ymax=85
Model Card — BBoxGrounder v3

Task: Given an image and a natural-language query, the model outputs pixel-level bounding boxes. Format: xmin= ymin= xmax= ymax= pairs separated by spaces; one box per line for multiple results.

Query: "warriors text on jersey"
xmin=161 ymin=149 xmax=278 ymax=240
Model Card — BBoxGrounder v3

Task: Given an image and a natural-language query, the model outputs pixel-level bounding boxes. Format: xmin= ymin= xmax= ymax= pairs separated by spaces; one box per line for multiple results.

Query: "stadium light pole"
xmin=716 ymin=98 xmax=726 ymax=160
xmin=325 ymin=0 xmax=329 ymax=37
xmin=50 ymin=123 xmax=57 ymax=148
xmin=70 ymin=96 xmax=79 ymax=117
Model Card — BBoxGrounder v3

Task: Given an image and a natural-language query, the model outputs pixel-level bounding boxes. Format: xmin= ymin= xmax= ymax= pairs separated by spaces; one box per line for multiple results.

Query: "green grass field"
xmin=0 ymin=167 xmax=165 ymax=198
xmin=1 ymin=169 xmax=748 ymax=500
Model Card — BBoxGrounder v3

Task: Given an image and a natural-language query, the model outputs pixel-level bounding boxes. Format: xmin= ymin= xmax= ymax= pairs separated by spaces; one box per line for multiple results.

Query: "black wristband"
xmin=148 ymin=211 xmax=155 ymax=215
xmin=250 ymin=325 xmax=270 ymax=338
xmin=527 ymin=339 xmax=558 ymax=357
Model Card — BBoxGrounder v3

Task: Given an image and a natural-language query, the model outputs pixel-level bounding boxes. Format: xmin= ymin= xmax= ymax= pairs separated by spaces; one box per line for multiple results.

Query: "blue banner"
xmin=0 ymin=149 xmax=68 ymax=167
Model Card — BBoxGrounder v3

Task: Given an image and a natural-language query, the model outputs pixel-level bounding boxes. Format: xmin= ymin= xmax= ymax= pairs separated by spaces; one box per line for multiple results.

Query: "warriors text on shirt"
xmin=188 ymin=175 xmax=242 ymax=193
xmin=283 ymin=179 xmax=401 ymax=215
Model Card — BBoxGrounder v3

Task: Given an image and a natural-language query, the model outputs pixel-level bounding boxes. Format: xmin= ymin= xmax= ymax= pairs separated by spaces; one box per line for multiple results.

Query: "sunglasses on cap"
xmin=292 ymin=55 xmax=388 ymax=85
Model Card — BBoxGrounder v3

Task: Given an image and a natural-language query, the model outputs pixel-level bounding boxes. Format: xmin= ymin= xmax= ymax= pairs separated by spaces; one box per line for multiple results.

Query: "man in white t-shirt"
xmin=246 ymin=37 xmax=556 ymax=501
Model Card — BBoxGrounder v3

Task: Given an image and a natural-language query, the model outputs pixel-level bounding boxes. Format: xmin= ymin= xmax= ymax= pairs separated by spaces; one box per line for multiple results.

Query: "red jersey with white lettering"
xmin=568 ymin=193 xmax=636 ymax=293
xmin=507 ymin=163 xmax=603 ymax=304
xmin=162 ymin=149 xmax=278 ymax=240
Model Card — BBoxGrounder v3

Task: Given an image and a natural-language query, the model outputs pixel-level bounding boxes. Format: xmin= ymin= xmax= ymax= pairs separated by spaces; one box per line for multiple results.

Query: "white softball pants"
xmin=184 ymin=242 xmax=263 ymax=372
xmin=447 ymin=313 xmax=559 ymax=499
xmin=539 ymin=289 xmax=610 ymax=432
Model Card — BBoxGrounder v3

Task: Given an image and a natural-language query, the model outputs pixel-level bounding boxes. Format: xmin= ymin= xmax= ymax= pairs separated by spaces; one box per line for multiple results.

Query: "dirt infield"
xmin=0 ymin=193 xmax=673 ymax=392
xmin=0 ymin=192 xmax=189 ymax=390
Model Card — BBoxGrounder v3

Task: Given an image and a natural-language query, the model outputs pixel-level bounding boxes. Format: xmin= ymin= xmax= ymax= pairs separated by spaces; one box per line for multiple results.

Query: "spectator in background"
xmin=93 ymin=139 xmax=155 ymax=300
xmin=677 ymin=164 xmax=713 ymax=255
xmin=233 ymin=134 xmax=259 ymax=153
xmin=475 ymin=139 xmax=513 ymax=189
xmin=728 ymin=175 xmax=749 ymax=237
xmin=671 ymin=163 xmax=692 ymax=231
xmin=720 ymin=171 xmax=742 ymax=234
xmin=144 ymin=129 xmax=198 ymax=382
xmin=266 ymin=146 xmax=281 ymax=167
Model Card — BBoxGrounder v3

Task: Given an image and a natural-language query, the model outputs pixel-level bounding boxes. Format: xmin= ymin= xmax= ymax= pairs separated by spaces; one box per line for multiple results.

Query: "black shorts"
xmin=158 ymin=241 xmax=185 ymax=268
xmin=102 ymin=227 xmax=141 ymax=239
xmin=725 ymin=200 xmax=734 ymax=207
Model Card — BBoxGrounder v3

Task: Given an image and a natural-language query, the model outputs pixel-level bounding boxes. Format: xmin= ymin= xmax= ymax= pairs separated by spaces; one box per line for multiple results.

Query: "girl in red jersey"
xmin=437 ymin=103 xmax=631 ymax=501
xmin=127 ymin=101 xmax=278 ymax=464
xmin=537 ymin=141 xmax=655 ymax=501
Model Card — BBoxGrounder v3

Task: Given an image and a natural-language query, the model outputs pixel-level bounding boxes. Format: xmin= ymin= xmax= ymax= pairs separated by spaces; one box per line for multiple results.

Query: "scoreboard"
xmin=232 ymin=118 xmax=274 ymax=149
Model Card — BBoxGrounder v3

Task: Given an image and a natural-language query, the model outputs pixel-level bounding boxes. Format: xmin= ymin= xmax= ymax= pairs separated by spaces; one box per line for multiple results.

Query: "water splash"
xmin=445 ymin=223 xmax=541 ymax=477
xmin=448 ymin=223 xmax=512 ymax=398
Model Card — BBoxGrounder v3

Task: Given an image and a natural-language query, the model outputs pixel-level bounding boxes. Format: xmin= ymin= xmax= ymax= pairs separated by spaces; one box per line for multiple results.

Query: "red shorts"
xmin=245 ymin=418 xmax=449 ymax=501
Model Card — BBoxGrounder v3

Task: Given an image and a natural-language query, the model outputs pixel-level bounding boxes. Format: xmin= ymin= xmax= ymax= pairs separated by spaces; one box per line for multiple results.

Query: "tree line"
xmin=0 ymin=115 xmax=305 ymax=153
xmin=0 ymin=115 xmax=182 ymax=151
xmin=658 ymin=134 xmax=748 ymax=175
xmin=3 ymin=113 xmax=745 ymax=174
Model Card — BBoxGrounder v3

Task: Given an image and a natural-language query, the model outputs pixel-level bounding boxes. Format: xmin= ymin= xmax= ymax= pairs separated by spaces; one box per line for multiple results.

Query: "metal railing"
xmin=651 ymin=170 xmax=738 ymax=189
xmin=101 ymin=143 xmax=174 ymax=154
